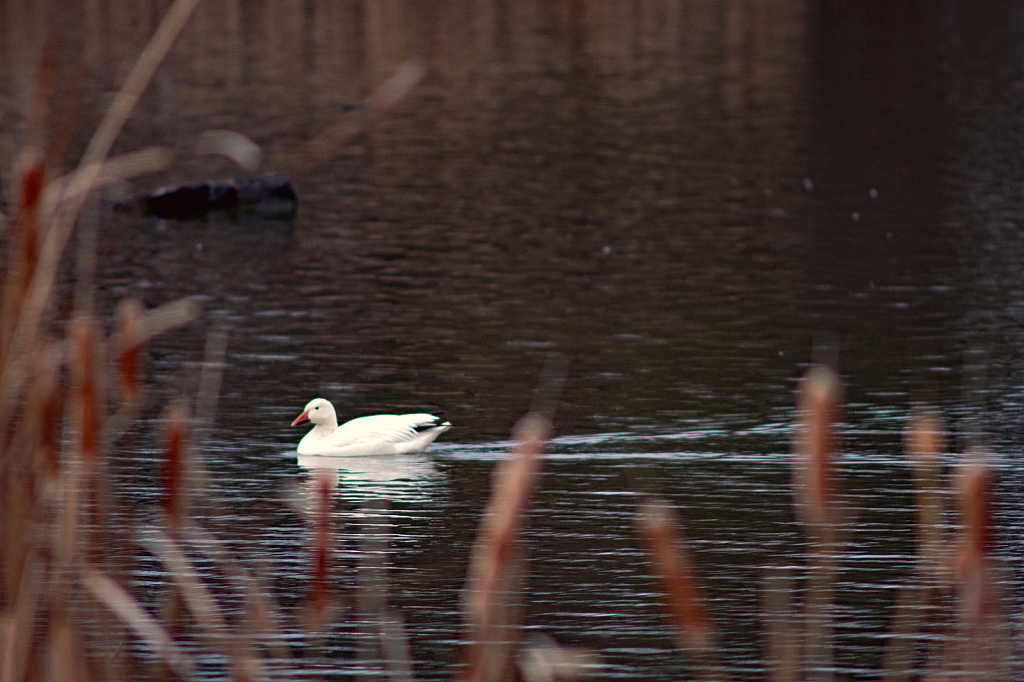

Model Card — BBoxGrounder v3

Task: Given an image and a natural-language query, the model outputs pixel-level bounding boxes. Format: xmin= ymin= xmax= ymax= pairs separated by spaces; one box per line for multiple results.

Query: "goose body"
xmin=291 ymin=398 xmax=451 ymax=456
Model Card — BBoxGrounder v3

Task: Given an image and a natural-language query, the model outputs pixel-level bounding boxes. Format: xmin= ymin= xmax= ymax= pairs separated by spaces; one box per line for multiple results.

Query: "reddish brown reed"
xmin=0 ymin=344 xmax=65 ymax=608
xmin=793 ymin=365 xmax=843 ymax=528
xmin=905 ymin=408 xmax=946 ymax=577
xmin=160 ymin=404 xmax=190 ymax=529
xmin=460 ymin=412 xmax=550 ymax=682
xmin=790 ymin=365 xmax=845 ymax=682
xmin=13 ymin=153 xmax=44 ymax=275
xmin=637 ymin=497 xmax=722 ymax=680
xmin=113 ymin=299 xmax=145 ymax=406
xmin=881 ymin=409 xmax=951 ymax=682
xmin=948 ymin=452 xmax=1013 ymax=679
xmin=71 ymin=315 xmax=103 ymax=467
xmin=953 ymin=454 xmax=995 ymax=620
xmin=30 ymin=344 xmax=64 ymax=482
xmin=0 ymin=151 xmax=45 ymax=362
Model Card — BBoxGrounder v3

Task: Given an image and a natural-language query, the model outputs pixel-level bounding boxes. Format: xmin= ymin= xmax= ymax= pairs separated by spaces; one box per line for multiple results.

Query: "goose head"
xmin=291 ymin=398 xmax=337 ymax=427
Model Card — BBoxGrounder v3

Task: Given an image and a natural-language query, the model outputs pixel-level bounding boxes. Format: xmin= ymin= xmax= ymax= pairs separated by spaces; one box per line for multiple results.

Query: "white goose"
xmin=291 ymin=398 xmax=451 ymax=456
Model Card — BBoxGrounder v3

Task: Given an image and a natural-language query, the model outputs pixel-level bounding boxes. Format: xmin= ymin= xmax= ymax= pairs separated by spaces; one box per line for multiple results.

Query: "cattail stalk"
xmin=793 ymin=365 xmax=843 ymax=682
xmin=460 ymin=413 xmax=550 ymax=682
xmin=882 ymin=409 xmax=950 ymax=682
xmin=160 ymin=405 xmax=190 ymax=531
xmin=113 ymin=299 xmax=144 ymax=407
xmin=0 ymin=152 xmax=45 ymax=367
xmin=71 ymin=316 xmax=103 ymax=468
xmin=637 ymin=497 xmax=722 ymax=680
xmin=905 ymin=409 xmax=946 ymax=579
xmin=949 ymin=454 xmax=1011 ymax=679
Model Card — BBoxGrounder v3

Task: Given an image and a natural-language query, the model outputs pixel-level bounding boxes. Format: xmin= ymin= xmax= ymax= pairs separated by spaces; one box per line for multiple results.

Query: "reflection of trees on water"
xmin=2 ymin=0 xmax=806 ymax=175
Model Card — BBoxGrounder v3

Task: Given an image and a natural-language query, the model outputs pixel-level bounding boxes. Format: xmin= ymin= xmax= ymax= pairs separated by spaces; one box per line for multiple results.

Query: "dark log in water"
xmin=116 ymin=173 xmax=297 ymax=221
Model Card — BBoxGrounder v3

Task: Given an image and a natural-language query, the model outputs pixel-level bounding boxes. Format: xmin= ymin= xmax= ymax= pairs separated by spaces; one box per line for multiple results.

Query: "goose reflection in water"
xmin=296 ymin=452 xmax=444 ymax=503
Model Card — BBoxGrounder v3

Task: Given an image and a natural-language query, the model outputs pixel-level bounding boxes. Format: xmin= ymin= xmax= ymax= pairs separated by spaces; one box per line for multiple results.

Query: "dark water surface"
xmin=3 ymin=1 xmax=1024 ymax=679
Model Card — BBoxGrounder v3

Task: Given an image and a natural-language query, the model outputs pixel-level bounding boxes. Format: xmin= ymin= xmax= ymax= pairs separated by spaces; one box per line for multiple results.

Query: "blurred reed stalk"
xmin=636 ymin=497 xmax=724 ymax=681
xmin=906 ymin=409 xmax=946 ymax=582
xmin=881 ymin=408 xmax=951 ymax=682
xmin=790 ymin=365 xmax=844 ymax=682
xmin=1 ymin=0 xmax=202 ymax=679
xmin=883 ymin=407 xmax=1016 ymax=682
xmin=947 ymin=452 xmax=1012 ymax=680
xmin=460 ymin=412 xmax=550 ymax=682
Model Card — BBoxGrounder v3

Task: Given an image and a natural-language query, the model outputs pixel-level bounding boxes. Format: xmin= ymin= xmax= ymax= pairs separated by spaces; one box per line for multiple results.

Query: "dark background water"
xmin=3 ymin=1 xmax=1024 ymax=679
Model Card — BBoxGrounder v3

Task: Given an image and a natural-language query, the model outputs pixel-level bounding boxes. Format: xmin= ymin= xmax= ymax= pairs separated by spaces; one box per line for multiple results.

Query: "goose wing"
xmin=327 ymin=413 xmax=447 ymax=448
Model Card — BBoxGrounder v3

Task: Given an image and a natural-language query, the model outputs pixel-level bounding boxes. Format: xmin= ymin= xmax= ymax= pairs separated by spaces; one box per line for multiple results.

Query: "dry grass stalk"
xmin=43 ymin=623 xmax=84 ymax=682
xmin=791 ymin=365 xmax=844 ymax=682
xmin=1 ymin=548 xmax=43 ymax=682
xmin=42 ymin=147 xmax=174 ymax=217
xmin=140 ymin=526 xmax=262 ymax=682
xmin=196 ymin=130 xmax=262 ymax=171
xmin=159 ymin=404 xmax=190 ymax=531
xmin=378 ymin=613 xmax=415 ymax=682
xmin=180 ymin=521 xmax=291 ymax=662
xmin=637 ymin=497 xmax=722 ymax=681
xmin=286 ymin=58 xmax=426 ymax=170
xmin=71 ymin=316 xmax=103 ymax=468
xmin=83 ymin=569 xmax=195 ymax=679
xmin=139 ymin=298 xmax=204 ymax=342
xmin=113 ymin=299 xmax=144 ymax=407
xmin=881 ymin=409 xmax=951 ymax=682
xmin=947 ymin=453 xmax=1012 ymax=680
xmin=460 ymin=412 xmax=550 ymax=682
xmin=905 ymin=409 xmax=946 ymax=579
